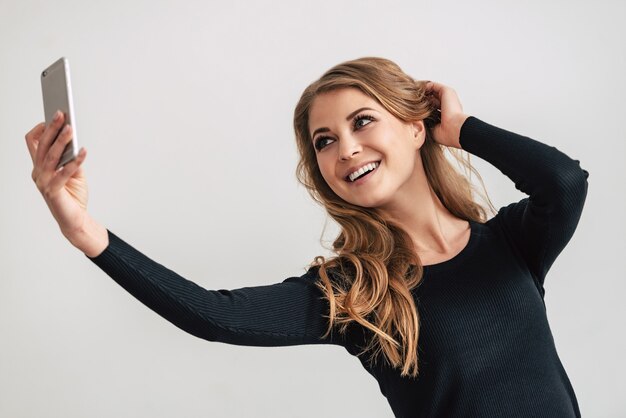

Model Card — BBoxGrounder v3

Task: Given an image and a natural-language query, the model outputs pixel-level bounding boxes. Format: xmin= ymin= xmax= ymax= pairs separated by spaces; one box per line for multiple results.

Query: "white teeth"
xmin=348 ymin=162 xmax=379 ymax=182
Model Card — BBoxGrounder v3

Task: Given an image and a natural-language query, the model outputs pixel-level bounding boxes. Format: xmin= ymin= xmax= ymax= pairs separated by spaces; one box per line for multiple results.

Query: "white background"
xmin=1 ymin=0 xmax=624 ymax=417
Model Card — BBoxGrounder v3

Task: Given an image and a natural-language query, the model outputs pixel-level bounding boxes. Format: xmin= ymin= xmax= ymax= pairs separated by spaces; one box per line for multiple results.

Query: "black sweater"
xmin=87 ymin=117 xmax=589 ymax=417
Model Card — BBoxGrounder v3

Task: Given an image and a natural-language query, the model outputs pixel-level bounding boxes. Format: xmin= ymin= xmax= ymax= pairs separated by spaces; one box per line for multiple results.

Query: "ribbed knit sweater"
xmin=87 ymin=116 xmax=589 ymax=417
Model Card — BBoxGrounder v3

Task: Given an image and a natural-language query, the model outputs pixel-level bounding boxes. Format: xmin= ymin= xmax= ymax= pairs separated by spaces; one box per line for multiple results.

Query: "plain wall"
xmin=1 ymin=0 xmax=624 ymax=417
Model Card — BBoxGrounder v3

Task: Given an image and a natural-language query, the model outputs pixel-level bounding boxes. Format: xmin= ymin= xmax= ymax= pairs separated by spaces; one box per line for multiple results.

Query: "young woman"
xmin=25 ymin=57 xmax=588 ymax=417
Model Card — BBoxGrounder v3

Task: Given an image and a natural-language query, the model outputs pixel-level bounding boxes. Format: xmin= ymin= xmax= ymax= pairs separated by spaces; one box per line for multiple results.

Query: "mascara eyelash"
xmin=314 ymin=114 xmax=376 ymax=151
xmin=353 ymin=114 xmax=375 ymax=127
xmin=315 ymin=136 xmax=332 ymax=151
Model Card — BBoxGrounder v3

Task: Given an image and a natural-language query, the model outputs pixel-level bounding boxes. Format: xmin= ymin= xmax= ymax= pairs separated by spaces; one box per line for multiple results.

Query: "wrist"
xmin=67 ymin=215 xmax=109 ymax=258
xmin=453 ymin=113 xmax=471 ymax=149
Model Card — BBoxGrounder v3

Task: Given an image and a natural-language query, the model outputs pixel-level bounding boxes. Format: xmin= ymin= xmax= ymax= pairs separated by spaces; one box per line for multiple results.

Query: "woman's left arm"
xmin=425 ymin=82 xmax=590 ymax=290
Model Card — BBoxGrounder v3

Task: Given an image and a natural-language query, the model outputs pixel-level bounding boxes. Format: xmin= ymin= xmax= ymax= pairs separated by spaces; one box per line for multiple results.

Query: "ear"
xmin=410 ymin=120 xmax=426 ymax=149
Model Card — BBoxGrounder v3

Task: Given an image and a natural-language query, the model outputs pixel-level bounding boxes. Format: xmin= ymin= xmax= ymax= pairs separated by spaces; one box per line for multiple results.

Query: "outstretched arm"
xmin=24 ymin=113 xmax=343 ymax=350
xmin=86 ymin=230 xmax=344 ymax=347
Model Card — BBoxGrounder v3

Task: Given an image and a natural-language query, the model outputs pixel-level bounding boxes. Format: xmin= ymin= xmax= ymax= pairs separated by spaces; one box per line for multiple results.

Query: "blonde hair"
xmin=293 ymin=57 xmax=495 ymax=378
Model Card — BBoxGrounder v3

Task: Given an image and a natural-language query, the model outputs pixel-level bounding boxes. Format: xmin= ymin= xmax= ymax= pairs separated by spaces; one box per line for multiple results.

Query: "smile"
xmin=347 ymin=161 xmax=381 ymax=182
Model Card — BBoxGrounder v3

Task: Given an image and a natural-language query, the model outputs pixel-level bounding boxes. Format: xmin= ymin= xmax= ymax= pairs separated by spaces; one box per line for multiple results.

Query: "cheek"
xmin=321 ymin=168 xmax=341 ymax=192
xmin=316 ymin=160 xmax=349 ymax=198
xmin=316 ymin=160 xmax=336 ymax=187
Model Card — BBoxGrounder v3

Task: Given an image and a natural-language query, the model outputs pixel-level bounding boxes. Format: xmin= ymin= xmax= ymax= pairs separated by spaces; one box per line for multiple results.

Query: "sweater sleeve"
xmin=459 ymin=117 xmax=589 ymax=294
xmin=86 ymin=230 xmax=344 ymax=347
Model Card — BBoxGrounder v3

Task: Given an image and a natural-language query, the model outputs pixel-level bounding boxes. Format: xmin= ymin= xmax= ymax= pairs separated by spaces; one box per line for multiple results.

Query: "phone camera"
xmin=42 ymin=70 xmax=48 ymax=77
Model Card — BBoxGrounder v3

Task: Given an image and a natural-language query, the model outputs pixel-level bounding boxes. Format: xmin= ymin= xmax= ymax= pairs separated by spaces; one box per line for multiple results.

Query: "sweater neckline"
xmin=420 ymin=219 xmax=480 ymax=274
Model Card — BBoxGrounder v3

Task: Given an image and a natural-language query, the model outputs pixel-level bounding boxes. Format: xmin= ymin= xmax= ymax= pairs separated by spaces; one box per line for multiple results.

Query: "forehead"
xmin=308 ymin=88 xmax=382 ymax=130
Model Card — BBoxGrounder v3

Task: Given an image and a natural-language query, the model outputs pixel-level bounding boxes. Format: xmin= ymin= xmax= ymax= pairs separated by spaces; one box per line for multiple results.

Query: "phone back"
xmin=40 ymin=57 xmax=78 ymax=169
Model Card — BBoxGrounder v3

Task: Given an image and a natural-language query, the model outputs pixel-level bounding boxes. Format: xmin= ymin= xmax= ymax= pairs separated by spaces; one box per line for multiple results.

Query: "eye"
xmin=353 ymin=114 xmax=375 ymax=130
xmin=314 ymin=136 xmax=334 ymax=152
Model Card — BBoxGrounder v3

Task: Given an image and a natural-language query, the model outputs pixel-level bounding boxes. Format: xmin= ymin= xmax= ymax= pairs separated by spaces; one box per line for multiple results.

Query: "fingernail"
xmin=54 ymin=111 xmax=61 ymax=121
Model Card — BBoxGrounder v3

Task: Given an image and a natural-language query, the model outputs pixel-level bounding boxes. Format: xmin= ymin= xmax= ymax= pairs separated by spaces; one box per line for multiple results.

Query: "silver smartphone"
xmin=41 ymin=57 xmax=79 ymax=170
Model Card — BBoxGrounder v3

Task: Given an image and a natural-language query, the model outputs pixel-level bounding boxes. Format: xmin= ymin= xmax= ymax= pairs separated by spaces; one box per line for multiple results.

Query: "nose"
xmin=338 ymin=135 xmax=362 ymax=161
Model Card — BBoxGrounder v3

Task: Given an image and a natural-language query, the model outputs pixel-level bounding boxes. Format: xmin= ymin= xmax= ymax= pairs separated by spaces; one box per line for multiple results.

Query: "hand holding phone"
xmin=26 ymin=57 xmax=93 ymax=246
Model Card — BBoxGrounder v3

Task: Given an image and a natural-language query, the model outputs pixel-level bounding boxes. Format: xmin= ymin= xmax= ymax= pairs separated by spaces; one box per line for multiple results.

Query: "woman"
xmin=25 ymin=57 xmax=588 ymax=417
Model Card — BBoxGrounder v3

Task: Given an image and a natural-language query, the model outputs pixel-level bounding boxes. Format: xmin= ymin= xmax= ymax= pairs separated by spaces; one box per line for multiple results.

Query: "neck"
xmin=375 ymin=158 xmax=468 ymax=258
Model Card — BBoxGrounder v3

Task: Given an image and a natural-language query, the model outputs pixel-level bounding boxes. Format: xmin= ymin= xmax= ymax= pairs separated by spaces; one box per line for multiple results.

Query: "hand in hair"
xmin=424 ymin=81 xmax=470 ymax=149
xmin=25 ymin=112 xmax=108 ymax=257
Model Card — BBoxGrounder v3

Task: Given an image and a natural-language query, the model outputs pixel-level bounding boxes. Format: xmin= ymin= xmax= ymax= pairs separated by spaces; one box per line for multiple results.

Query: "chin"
xmin=340 ymin=193 xmax=389 ymax=210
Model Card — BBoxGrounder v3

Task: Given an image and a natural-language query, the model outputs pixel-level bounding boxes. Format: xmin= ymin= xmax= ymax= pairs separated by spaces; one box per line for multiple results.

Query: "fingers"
xmin=35 ymin=110 xmax=66 ymax=167
xmin=424 ymin=81 xmax=442 ymax=109
xmin=43 ymin=124 xmax=74 ymax=172
xmin=423 ymin=81 xmax=463 ymax=115
xmin=33 ymin=123 xmax=75 ymax=192
xmin=424 ymin=80 xmax=445 ymax=93
xmin=48 ymin=147 xmax=87 ymax=194
xmin=428 ymin=94 xmax=441 ymax=110
xmin=29 ymin=112 xmax=78 ymax=197
xmin=25 ymin=122 xmax=45 ymax=164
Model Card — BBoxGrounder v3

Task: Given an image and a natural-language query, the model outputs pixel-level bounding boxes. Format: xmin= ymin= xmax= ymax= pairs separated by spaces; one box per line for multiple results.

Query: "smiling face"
xmin=308 ymin=88 xmax=427 ymax=210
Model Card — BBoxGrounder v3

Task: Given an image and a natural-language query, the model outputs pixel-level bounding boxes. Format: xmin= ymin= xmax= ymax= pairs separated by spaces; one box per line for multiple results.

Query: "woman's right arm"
xmin=86 ymin=229 xmax=344 ymax=347
xmin=25 ymin=111 xmax=108 ymax=257
xmin=25 ymin=114 xmax=343 ymax=348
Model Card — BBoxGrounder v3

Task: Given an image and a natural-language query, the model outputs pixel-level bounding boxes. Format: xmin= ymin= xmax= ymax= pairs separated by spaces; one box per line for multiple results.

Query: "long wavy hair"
xmin=293 ymin=57 xmax=495 ymax=378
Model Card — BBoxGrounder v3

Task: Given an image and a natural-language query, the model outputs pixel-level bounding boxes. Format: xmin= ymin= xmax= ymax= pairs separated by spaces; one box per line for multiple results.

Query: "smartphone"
xmin=40 ymin=57 xmax=79 ymax=170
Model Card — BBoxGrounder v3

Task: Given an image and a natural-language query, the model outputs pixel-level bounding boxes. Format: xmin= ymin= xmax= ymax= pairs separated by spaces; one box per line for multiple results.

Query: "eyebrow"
xmin=310 ymin=107 xmax=376 ymax=141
